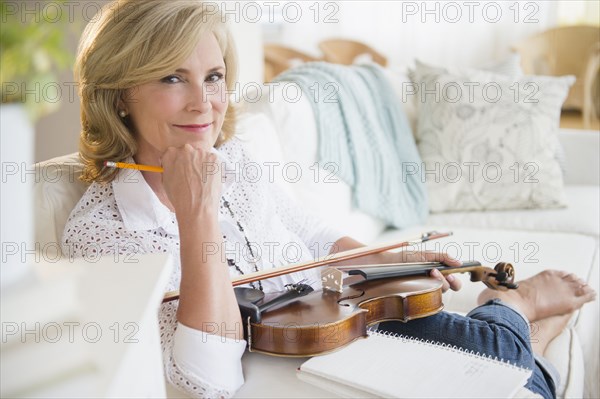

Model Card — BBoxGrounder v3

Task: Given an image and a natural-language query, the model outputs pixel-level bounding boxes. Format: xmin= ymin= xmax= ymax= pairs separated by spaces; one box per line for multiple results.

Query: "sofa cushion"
xmin=380 ymin=68 xmax=418 ymax=137
xmin=239 ymin=84 xmax=387 ymax=243
xmin=574 ymin=248 xmax=599 ymax=398
xmin=426 ymin=185 xmax=600 ymax=238
xmin=545 ymin=327 xmax=584 ymax=398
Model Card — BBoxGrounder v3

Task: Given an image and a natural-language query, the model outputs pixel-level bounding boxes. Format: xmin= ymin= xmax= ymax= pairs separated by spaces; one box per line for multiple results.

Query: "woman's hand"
xmin=394 ymin=250 xmax=463 ymax=293
xmin=161 ymin=145 xmax=242 ymax=339
xmin=329 ymin=237 xmax=463 ymax=294
xmin=160 ymin=144 xmax=222 ymax=218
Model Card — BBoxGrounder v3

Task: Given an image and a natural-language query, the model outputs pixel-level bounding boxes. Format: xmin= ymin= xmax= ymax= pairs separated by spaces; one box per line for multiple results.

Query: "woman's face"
xmin=123 ymin=33 xmax=228 ymax=160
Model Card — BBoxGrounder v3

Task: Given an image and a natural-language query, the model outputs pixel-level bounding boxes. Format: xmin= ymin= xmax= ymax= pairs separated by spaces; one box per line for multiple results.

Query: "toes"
xmin=582 ymin=285 xmax=597 ymax=300
xmin=576 ymin=285 xmax=588 ymax=296
xmin=585 ymin=291 xmax=597 ymax=302
xmin=562 ymin=273 xmax=579 ymax=282
xmin=552 ymin=270 xmax=570 ymax=279
xmin=577 ymin=281 xmax=594 ymax=292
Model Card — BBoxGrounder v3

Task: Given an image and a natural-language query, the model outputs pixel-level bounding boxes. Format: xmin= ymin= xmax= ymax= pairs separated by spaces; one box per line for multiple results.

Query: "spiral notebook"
xmin=297 ymin=331 xmax=532 ymax=398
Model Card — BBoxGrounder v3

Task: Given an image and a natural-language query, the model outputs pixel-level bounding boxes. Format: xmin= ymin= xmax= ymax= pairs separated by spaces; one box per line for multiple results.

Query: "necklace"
xmin=222 ymin=198 xmax=264 ymax=292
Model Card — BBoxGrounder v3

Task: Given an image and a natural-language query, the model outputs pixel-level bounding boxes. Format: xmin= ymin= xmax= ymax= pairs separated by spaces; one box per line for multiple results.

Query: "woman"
xmin=62 ymin=1 xmax=595 ymax=398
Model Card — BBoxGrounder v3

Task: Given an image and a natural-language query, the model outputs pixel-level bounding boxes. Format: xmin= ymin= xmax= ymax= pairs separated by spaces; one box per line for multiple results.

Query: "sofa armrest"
xmin=33 ymin=153 xmax=87 ymax=257
xmin=558 ymin=129 xmax=600 ymax=186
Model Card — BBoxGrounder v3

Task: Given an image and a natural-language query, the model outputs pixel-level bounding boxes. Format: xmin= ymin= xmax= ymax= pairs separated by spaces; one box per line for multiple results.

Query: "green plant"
xmin=1 ymin=0 xmax=77 ymax=120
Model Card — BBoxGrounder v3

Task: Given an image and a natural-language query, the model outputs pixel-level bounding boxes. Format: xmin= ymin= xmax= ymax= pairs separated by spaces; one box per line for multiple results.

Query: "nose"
xmin=186 ymin=83 xmax=213 ymax=113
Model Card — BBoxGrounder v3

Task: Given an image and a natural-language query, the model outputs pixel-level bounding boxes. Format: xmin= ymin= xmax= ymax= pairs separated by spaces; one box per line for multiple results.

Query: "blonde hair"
xmin=75 ymin=0 xmax=238 ymax=183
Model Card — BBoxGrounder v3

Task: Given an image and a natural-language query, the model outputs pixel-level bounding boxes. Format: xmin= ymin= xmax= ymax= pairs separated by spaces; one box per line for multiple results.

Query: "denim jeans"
xmin=378 ymin=299 xmax=556 ymax=399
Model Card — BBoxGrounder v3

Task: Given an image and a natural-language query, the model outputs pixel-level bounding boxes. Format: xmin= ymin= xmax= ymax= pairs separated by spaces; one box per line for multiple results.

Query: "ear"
xmin=118 ymin=89 xmax=131 ymax=109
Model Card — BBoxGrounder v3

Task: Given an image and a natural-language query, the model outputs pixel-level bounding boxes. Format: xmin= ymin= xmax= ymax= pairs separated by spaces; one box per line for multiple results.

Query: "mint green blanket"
xmin=275 ymin=62 xmax=428 ymax=228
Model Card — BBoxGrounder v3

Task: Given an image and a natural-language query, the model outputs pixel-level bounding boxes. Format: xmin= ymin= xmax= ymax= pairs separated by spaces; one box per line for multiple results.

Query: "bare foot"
xmin=530 ymin=313 xmax=573 ymax=356
xmin=477 ymin=270 xmax=596 ymax=322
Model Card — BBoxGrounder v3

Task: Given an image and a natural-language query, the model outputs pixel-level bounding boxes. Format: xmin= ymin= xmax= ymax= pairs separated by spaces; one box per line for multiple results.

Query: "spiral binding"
xmin=366 ymin=327 xmax=530 ymax=372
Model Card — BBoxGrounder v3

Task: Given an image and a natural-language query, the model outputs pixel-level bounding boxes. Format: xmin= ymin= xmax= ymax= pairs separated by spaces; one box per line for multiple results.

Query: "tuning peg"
xmin=499 ymin=281 xmax=519 ymax=289
xmin=495 ymin=271 xmax=508 ymax=282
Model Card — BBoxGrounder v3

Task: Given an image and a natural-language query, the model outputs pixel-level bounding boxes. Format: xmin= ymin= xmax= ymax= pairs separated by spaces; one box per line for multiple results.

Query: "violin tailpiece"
xmin=322 ymin=267 xmax=343 ymax=292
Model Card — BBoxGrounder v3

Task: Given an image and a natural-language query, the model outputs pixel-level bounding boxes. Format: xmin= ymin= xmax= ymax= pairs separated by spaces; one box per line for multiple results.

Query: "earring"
xmin=118 ymin=110 xmax=127 ymax=118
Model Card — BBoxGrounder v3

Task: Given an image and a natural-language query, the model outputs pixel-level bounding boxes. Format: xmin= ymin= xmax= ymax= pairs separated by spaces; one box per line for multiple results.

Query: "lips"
xmin=173 ymin=122 xmax=213 ymax=133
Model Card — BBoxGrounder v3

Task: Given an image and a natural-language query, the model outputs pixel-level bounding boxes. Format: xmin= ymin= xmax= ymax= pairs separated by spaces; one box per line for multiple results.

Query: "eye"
xmin=160 ymin=75 xmax=182 ymax=84
xmin=206 ymin=72 xmax=224 ymax=83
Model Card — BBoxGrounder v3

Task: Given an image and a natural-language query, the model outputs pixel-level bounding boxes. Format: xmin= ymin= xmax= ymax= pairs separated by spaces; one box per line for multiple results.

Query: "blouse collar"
xmin=113 ymin=147 xmax=235 ymax=235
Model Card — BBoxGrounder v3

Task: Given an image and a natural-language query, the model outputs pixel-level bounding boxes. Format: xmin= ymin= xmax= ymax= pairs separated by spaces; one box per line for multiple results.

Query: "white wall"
xmin=264 ymin=1 xmax=558 ymax=72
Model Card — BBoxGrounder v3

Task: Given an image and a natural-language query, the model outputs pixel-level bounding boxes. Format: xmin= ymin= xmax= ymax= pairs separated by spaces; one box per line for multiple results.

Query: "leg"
xmin=478 ymin=269 xmax=595 ymax=357
xmin=379 ymin=300 xmax=532 ymax=367
xmin=530 ymin=313 xmax=573 ymax=356
xmin=477 ymin=270 xmax=596 ymax=322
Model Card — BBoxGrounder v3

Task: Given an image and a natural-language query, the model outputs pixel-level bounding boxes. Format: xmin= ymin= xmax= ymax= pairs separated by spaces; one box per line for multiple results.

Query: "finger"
xmin=397 ymin=250 xmax=426 ymax=263
xmin=445 ymin=273 xmax=462 ymax=292
xmin=440 ymin=253 xmax=462 ymax=267
xmin=419 ymin=251 xmax=440 ymax=262
xmin=431 ymin=269 xmax=449 ymax=293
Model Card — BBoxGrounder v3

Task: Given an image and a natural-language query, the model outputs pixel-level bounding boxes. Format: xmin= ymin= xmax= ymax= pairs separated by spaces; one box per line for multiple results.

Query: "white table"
xmin=1 ymin=253 xmax=173 ymax=398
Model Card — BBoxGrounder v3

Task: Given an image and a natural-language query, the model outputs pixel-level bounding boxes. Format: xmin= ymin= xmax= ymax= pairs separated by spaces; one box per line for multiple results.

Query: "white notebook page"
xmin=298 ymin=331 xmax=532 ymax=398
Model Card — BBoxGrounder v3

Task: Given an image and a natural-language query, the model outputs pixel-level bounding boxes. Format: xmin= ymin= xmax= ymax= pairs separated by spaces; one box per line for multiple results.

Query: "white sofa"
xmin=34 ymin=75 xmax=599 ymax=397
xmin=234 ymin=75 xmax=600 ymax=398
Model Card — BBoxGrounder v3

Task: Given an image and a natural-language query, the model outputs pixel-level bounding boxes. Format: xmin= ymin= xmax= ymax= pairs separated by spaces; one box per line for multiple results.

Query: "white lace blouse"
xmin=61 ymin=138 xmax=344 ymax=398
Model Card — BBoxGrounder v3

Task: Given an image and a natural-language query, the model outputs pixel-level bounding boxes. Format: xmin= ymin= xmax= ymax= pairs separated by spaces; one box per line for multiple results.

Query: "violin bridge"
xmin=321 ymin=267 xmax=343 ymax=293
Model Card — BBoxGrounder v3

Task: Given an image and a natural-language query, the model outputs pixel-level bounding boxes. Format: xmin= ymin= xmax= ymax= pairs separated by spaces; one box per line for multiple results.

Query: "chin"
xmin=191 ymin=137 xmax=219 ymax=150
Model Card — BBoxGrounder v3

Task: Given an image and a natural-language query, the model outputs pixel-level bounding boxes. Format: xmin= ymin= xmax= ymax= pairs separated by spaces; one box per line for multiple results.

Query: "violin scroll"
xmin=469 ymin=262 xmax=518 ymax=290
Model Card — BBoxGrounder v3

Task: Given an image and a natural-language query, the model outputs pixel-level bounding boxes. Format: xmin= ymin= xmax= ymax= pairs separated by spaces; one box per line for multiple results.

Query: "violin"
xmin=237 ymin=260 xmax=517 ymax=357
xmin=161 ymin=231 xmax=518 ymax=357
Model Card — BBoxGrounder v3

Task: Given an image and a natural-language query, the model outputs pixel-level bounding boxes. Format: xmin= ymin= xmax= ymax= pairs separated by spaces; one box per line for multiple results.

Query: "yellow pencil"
xmin=104 ymin=161 xmax=164 ymax=173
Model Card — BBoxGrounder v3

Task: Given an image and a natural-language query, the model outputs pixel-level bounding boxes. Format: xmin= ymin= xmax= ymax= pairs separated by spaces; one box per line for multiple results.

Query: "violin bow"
xmin=162 ymin=230 xmax=452 ymax=303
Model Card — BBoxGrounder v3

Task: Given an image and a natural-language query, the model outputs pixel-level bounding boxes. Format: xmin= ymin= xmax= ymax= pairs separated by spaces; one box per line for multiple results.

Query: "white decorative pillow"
xmin=408 ymin=54 xmax=524 ymax=89
xmin=405 ymin=55 xmax=523 ymax=139
xmin=414 ymin=69 xmax=574 ymax=212
xmin=407 ymin=56 xmax=524 ymax=126
xmin=410 ymin=57 xmax=567 ymax=178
